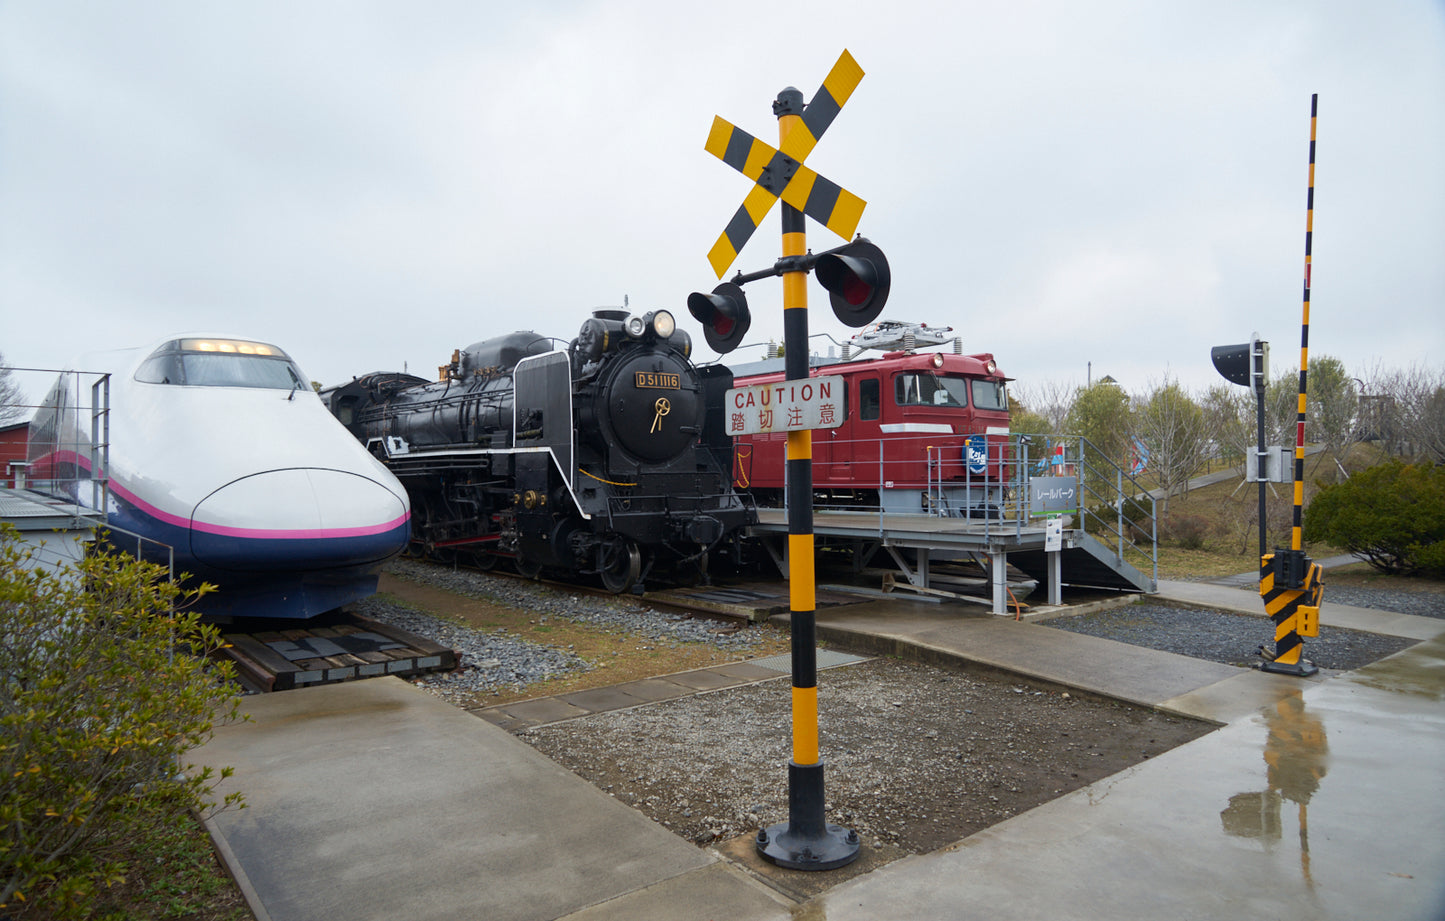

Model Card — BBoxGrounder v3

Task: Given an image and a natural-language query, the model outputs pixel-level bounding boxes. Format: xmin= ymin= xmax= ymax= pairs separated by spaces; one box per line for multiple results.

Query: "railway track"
xmin=217 ymin=610 xmax=459 ymax=693
xmin=214 ymin=552 xmax=1024 ymax=696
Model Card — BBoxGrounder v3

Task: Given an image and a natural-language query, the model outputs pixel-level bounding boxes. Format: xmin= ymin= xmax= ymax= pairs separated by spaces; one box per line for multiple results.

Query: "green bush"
xmin=1304 ymin=460 xmax=1445 ymax=575
xmin=0 ymin=527 xmax=244 ymax=917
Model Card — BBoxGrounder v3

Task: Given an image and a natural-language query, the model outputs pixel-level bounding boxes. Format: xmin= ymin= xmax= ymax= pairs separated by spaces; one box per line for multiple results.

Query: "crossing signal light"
xmin=687 ymin=281 xmax=751 ymax=354
xmin=815 ymin=238 xmax=890 ymax=328
xmin=1211 ymin=335 xmax=1269 ymax=395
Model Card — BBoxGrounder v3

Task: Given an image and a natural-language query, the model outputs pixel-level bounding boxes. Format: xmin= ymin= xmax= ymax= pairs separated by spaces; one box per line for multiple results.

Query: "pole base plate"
xmin=1259 ymin=658 xmax=1319 ymax=677
xmin=756 ymin=821 xmax=860 ymax=871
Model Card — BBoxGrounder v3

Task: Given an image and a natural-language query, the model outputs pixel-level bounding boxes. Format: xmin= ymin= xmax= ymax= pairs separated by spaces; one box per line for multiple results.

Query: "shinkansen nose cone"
xmin=190 ymin=468 xmax=410 ymax=570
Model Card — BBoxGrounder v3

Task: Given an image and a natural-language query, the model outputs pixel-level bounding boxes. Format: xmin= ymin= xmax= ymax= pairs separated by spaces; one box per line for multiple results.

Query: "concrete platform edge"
xmin=199 ymin=808 xmax=272 ymax=921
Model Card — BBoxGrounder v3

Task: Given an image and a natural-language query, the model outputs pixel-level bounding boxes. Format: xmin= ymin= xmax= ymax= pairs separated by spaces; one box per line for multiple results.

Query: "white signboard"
xmin=725 ymin=375 xmax=846 ymax=435
xmin=1045 ymin=516 xmax=1064 ymax=552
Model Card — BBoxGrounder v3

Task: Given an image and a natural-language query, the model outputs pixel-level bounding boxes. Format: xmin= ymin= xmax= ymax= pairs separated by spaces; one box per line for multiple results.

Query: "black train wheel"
xmin=471 ymin=551 xmax=497 ymax=571
xmin=598 ymin=537 xmax=641 ymax=594
xmin=515 ymin=553 xmax=543 ymax=580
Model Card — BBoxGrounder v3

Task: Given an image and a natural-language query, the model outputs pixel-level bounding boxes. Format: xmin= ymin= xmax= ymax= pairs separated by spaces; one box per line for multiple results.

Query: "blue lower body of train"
xmin=102 ymin=483 xmax=411 ymax=621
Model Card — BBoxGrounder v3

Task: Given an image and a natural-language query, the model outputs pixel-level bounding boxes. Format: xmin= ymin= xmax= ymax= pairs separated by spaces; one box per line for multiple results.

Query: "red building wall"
xmin=1 ymin=423 xmax=29 ymax=488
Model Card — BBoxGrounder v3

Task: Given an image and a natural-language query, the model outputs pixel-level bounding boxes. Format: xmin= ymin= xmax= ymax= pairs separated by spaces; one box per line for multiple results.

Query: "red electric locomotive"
xmin=725 ymin=323 xmax=1012 ymax=518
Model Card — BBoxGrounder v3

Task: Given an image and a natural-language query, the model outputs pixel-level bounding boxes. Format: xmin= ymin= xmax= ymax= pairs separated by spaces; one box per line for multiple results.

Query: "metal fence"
xmin=761 ymin=430 xmax=1158 ymax=577
xmin=2 ymin=367 xmax=111 ymax=513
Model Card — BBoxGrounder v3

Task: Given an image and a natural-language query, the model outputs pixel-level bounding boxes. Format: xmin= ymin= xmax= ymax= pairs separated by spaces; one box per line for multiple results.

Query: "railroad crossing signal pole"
xmin=694 ymin=50 xmax=874 ymax=871
xmin=1215 ymin=97 xmax=1322 ymax=676
xmin=759 ymin=80 xmax=859 ymax=874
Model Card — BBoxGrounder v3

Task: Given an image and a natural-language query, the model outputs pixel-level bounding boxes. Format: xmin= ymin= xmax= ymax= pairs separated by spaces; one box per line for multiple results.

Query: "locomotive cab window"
xmin=135 ymin=338 xmax=309 ymax=391
xmin=894 ymin=372 xmax=966 ymax=407
xmin=859 ymin=377 xmax=880 ymax=421
xmin=971 ymin=379 xmax=1008 ymax=412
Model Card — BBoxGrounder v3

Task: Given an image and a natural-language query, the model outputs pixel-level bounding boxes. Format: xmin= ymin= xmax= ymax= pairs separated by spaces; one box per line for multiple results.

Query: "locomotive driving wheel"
xmin=471 ymin=550 xmax=497 ymax=571
xmin=597 ymin=537 xmax=642 ymax=594
xmin=515 ymin=553 xmax=543 ymax=580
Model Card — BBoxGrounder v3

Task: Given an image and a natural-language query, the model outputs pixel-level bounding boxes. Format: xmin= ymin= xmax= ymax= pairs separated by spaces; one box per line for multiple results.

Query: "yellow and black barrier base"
xmin=1258 ymin=550 xmax=1322 ymax=677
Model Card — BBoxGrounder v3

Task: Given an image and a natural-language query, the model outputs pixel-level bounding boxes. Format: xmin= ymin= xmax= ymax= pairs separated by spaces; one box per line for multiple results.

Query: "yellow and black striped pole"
xmin=1291 ymin=94 xmax=1318 ymax=558
xmin=1261 ymin=94 xmax=1323 ymax=677
xmin=756 ymin=84 xmax=859 ymax=872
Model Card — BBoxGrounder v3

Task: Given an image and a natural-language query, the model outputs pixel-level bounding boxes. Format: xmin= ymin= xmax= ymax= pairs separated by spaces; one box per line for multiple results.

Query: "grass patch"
xmin=1152 ymin=470 xmax=1345 ymax=578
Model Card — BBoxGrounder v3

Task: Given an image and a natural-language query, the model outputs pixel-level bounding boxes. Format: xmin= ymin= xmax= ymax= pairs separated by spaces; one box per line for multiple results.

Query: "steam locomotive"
xmin=321 ymin=309 xmax=753 ymax=593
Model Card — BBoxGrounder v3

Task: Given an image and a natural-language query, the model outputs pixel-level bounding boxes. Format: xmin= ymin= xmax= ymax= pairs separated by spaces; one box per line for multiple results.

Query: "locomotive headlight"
xmin=625 ymin=316 xmax=647 ymax=338
xmin=931 ymin=352 xmax=945 ymax=368
xmin=670 ymin=329 xmax=692 ymax=358
xmin=651 ymin=310 xmax=676 ymax=339
xmin=985 ymin=358 xmax=997 ymax=375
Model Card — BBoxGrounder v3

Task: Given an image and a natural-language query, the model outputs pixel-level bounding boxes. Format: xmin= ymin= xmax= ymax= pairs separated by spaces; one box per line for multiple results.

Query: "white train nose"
xmin=190 ymin=469 xmax=409 ymax=569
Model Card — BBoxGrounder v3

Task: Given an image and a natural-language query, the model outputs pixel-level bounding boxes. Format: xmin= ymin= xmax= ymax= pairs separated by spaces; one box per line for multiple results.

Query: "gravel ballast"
xmin=1041 ymin=601 xmax=1419 ymax=670
xmin=355 ymin=558 xmax=774 ymax=705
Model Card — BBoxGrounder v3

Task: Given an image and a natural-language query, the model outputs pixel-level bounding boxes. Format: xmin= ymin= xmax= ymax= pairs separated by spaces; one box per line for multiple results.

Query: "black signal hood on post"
xmin=815 ymin=238 xmax=890 ymax=328
xmin=687 ymin=282 xmax=751 ymax=354
xmin=687 ymin=238 xmax=892 ymax=353
xmin=1211 ymin=335 xmax=1269 ymax=395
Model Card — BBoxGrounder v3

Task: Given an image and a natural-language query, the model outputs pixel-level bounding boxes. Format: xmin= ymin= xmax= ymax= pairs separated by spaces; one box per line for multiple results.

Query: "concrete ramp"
xmin=194 ymin=678 xmax=789 ymax=921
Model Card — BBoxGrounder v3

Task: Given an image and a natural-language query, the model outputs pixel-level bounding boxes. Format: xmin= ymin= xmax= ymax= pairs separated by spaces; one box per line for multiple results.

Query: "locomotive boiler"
xmin=322 ymin=309 xmax=753 ymax=593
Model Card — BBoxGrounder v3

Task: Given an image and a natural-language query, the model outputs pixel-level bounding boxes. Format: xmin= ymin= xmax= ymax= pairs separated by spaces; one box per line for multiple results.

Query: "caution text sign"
xmin=726 ymin=376 xmax=845 ymax=435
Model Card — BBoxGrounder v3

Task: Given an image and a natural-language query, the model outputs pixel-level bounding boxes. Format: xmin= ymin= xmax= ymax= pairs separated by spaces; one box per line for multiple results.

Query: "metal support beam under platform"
xmin=747 ymin=508 xmax=1154 ymax=614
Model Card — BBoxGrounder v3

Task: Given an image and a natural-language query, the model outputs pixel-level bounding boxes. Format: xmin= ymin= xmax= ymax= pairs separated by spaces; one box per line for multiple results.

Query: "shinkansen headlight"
xmin=626 ymin=315 xmax=647 ymax=338
xmin=651 ymin=310 xmax=676 ymax=339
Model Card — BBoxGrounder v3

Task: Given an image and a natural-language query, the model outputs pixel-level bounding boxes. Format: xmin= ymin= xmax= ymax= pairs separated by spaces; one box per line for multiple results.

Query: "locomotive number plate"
xmin=635 ymin=371 xmax=680 ymax=390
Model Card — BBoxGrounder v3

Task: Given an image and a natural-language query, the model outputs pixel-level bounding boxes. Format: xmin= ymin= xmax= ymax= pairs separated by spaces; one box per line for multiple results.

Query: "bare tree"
xmin=0 ymin=352 xmax=26 ymax=425
xmin=1009 ymin=378 xmax=1076 ymax=434
xmin=1264 ymin=366 xmax=1301 ymax=450
xmin=1366 ymin=362 xmax=1445 ymax=463
xmin=1200 ymin=383 xmax=1253 ymax=469
xmin=1305 ymin=355 xmax=1362 ymax=479
xmin=1128 ymin=375 xmax=1212 ymax=517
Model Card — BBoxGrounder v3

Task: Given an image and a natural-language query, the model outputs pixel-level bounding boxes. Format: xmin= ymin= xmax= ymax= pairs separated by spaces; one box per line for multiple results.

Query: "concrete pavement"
xmin=194 ymin=586 xmax=1445 ymax=921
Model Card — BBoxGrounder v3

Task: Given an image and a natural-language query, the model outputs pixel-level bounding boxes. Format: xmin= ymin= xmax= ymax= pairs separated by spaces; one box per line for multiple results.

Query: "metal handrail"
xmin=3 ymin=368 xmax=112 ymax=528
xmin=755 ymin=430 xmax=1157 ymax=579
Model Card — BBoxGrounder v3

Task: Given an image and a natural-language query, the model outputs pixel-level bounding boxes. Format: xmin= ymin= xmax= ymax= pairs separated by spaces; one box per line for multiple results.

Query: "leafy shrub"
xmin=1304 ymin=460 xmax=1445 ymax=575
xmin=0 ymin=527 xmax=244 ymax=917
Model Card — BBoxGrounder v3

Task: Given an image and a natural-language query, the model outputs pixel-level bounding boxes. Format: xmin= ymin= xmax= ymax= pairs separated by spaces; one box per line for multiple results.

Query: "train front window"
xmin=972 ymin=379 xmax=1008 ymax=412
xmin=895 ymin=372 xmax=967 ymax=407
xmin=134 ymin=338 xmax=309 ymax=390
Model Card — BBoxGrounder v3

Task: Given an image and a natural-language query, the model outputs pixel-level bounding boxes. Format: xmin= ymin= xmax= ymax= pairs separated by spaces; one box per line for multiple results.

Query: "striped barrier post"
xmin=1260 ymin=94 xmax=1322 ymax=677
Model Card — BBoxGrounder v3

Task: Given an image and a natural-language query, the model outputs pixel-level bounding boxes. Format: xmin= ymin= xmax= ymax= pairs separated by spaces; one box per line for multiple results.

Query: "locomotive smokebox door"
xmin=602 ymin=351 xmax=703 ymax=463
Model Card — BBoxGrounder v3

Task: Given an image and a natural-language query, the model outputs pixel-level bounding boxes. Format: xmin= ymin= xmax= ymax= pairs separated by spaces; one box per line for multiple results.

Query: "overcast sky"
xmin=2 ymin=1 xmax=1441 ymax=406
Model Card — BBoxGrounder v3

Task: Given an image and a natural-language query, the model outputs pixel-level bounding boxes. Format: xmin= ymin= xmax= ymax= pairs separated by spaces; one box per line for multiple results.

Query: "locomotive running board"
xmin=381 ymin=443 xmax=591 ymax=521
